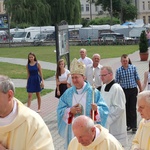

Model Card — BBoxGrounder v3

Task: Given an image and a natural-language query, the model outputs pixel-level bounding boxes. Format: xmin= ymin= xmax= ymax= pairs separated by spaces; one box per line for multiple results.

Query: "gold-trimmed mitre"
xmin=70 ymin=58 xmax=85 ymax=75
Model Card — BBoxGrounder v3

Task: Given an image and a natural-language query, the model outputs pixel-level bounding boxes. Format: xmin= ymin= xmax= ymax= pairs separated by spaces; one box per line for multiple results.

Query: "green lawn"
xmin=0 ymin=62 xmax=55 ymax=79
xmin=0 ymin=45 xmax=139 ymax=63
xmin=15 ymin=88 xmax=53 ymax=104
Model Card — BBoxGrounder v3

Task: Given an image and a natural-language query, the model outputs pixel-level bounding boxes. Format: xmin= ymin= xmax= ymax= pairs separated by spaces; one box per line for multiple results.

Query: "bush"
xmin=139 ymin=30 xmax=148 ymax=53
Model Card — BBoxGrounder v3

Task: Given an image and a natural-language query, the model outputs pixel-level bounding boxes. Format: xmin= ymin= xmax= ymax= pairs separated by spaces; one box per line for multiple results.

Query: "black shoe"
xmin=127 ymin=126 xmax=132 ymax=131
xmin=132 ymin=128 xmax=137 ymax=134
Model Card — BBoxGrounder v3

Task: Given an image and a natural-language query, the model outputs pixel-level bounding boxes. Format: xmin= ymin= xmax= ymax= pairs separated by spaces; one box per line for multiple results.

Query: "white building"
xmin=80 ymin=0 xmax=108 ymax=20
xmin=0 ymin=0 xmax=5 ymax=14
xmin=133 ymin=0 xmax=150 ymax=24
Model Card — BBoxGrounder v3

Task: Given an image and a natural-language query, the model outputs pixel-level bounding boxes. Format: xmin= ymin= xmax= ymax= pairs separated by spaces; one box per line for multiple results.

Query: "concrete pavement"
xmin=0 ymin=49 xmax=149 ymax=150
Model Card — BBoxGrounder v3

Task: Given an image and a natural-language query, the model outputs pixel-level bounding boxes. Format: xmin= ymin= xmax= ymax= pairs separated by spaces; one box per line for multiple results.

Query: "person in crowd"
xmin=0 ymin=75 xmax=55 ymax=150
xmin=85 ymin=53 xmax=103 ymax=91
xmin=55 ymin=59 xmax=70 ymax=98
xmin=68 ymin=115 xmax=123 ymax=150
xmin=132 ymin=91 xmax=150 ymax=150
xmin=142 ymin=60 xmax=150 ymax=90
xmin=115 ymin=54 xmax=142 ymax=134
xmin=26 ymin=52 xmax=44 ymax=113
xmin=57 ymin=58 xmax=109 ymax=148
xmin=100 ymin=66 xmax=128 ymax=146
xmin=78 ymin=48 xmax=92 ymax=66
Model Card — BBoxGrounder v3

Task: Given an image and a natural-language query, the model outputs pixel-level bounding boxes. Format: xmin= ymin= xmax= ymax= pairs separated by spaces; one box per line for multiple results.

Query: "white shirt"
xmin=85 ymin=63 xmax=103 ymax=88
xmin=58 ymin=69 xmax=70 ymax=82
xmin=78 ymin=57 xmax=92 ymax=67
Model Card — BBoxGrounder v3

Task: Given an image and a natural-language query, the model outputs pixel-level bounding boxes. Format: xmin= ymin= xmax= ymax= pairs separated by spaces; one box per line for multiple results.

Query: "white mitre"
xmin=70 ymin=58 xmax=85 ymax=75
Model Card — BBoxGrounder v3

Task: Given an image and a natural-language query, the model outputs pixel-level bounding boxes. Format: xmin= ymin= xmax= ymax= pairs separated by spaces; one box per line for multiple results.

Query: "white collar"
xmin=0 ymin=100 xmax=18 ymax=126
xmin=76 ymin=82 xmax=86 ymax=94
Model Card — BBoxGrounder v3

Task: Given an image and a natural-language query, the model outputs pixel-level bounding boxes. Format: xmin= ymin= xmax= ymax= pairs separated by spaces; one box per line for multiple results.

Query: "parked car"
xmin=99 ymin=33 xmax=125 ymax=44
xmin=33 ymin=33 xmax=55 ymax=46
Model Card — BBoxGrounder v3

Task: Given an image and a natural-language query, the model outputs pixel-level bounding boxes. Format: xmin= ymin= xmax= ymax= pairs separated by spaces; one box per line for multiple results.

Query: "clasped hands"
xmin=70 ymin=103 xmax=97 ymax=115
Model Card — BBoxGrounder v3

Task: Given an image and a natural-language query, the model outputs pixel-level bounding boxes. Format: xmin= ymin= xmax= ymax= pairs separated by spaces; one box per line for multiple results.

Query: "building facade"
xmin=80 ymin=0 xmax=108 ymax=20
xmin=137 ymin=0 xmax=150 ymax=24
xmin=133 ymin=0 xmax=150 ymax=24
xmin=0 ymin=0 xmax=5 ymax=14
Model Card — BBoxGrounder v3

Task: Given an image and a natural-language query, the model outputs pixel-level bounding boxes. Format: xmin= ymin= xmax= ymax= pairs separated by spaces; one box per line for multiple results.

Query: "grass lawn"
xmin=0 ymin=62 xmax=55 ymax=79
xmin=0 ymin=45 xmax=139 ymax=63
xmin=0 ymin=45 xmax=139 ymax=103
xmin=15 ymin=88 xmax=53 ymax=104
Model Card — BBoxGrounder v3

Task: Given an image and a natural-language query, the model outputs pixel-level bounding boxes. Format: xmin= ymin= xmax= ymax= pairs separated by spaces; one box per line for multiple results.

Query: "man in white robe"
xmin=132 ymin=91 xmax=150 ymax=150
xmin=0 ymin=75 xmax=54 ymax=150
xmin=68 ymin=115 xmax=123 ymax=150
xmin=100 ymin=66 xmax=128 ymax=147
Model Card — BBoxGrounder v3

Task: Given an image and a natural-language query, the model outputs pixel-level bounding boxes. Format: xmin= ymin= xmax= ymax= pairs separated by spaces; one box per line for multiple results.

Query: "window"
xmin=27 ymin=32 xmax=31 ymax=38
xmin=81 ymin=4 xmax=84 ymax=12
xmin=143 ymin=1 xmax=145 ymax=10
xmin=143 ymin=16 xmax=146 ymax=24
xmin=0 ymin=3 xmax=1 ymax=12
xmin=148 ymin=16 xmax=150 ymax=23
xmin=148 ymin=1 xmax=150 ymax=10
xmin=95 ymin=6 xmax=98 ymax=12
xmin=86 ymin=4 xmax=89 ymax=12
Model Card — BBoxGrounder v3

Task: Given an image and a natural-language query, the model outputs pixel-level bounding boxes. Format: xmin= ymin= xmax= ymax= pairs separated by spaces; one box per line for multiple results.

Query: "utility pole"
xmin=110 ymin=0 xmax=113 ymax=25
xmin=90 ymin=0 xmax=92 ymax=20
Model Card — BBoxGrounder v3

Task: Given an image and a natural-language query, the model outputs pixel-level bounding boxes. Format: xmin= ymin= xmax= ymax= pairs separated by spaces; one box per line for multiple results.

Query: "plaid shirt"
xmin=115 ymin=64 xmax=140 ymax=89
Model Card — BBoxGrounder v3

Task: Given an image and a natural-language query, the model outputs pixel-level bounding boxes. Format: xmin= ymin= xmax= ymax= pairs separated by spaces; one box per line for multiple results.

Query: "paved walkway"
xmin=0 ymin=50 xmax=149 ymax=150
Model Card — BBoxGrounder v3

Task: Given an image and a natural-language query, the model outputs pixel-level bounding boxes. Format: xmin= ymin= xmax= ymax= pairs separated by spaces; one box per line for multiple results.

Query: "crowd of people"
xmin=0 ymin=48 xmax=150 ymax=150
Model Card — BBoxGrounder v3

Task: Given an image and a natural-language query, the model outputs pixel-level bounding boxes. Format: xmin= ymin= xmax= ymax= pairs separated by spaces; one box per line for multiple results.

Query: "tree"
xmin=96 ymin=0 xmax=137 ymax=23
xmin=65 ymin=0 xmax=81 ymax=24
xmin=4 ymin=0 xmax=81 ymax=26
xmin=4 ymin=0 xmax=51 ymax=26
xmin=122 ymin=4 xmax=137 ymax=23
xmin=46 ymin=0 xmax=81 ymax=25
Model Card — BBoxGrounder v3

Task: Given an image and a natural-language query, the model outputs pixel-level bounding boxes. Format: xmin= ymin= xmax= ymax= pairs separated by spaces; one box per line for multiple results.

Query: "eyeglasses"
xmin=100 ymin=73 xmax=110 ymax=77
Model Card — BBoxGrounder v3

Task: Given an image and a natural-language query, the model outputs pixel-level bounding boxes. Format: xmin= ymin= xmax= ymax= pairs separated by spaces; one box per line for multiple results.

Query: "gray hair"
xmin=80 ymin=48 xmax=87 ymax=53
xmin=137 ymin=91 xmax=150 ymax=104
xmin=92 ymin=53 xmax=101 ymax=59
xmin=101 ymin=66 xmax=113 ymax=74
xmin=0 ymin=75 xmax=15 ymax=94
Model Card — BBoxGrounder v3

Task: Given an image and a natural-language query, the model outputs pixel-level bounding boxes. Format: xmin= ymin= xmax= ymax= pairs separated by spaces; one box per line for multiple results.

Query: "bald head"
xmin=72 ymin=115 xmax=94 ymax=130
xmin=137 ymin=91 xmax=150 ymax=120
xmin=72 ymin=115 xmax=96 ymax=146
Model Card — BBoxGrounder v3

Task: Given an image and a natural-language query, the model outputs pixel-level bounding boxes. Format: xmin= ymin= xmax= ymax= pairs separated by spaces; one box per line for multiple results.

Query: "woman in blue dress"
xmin=26 ymin=52 xmax=44 ymax=113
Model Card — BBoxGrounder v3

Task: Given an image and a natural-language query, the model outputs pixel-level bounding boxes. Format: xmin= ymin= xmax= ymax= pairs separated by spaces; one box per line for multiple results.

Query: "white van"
xmin=13 ymin=30 xmax=40 ymax=42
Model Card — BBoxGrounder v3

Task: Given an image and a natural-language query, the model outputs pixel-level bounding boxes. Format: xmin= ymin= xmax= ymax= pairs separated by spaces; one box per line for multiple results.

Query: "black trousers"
xmin=123 ymin=87 xmax=138 ymax=129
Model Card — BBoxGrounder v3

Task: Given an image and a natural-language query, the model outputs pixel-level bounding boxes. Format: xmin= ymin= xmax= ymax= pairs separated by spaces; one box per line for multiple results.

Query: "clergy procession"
xmin=56 ymin=48 xmax=150 ymax=150
xmin=1 ymin=48 xmax=150 ymax=150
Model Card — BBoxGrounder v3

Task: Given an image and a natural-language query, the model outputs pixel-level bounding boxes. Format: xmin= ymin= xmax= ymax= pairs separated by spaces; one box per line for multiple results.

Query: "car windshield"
xmin=14 ymin=32 xmax=27 ymax=38
xmin=34 ymin=34 xmax=47 ymax=39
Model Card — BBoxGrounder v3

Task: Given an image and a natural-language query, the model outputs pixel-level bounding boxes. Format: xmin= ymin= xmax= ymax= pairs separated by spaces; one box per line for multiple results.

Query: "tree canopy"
xmin=96 ymin=0 xmax=137 ymax=23
xmin=4 ymin=0 xmax=81 ymax=27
